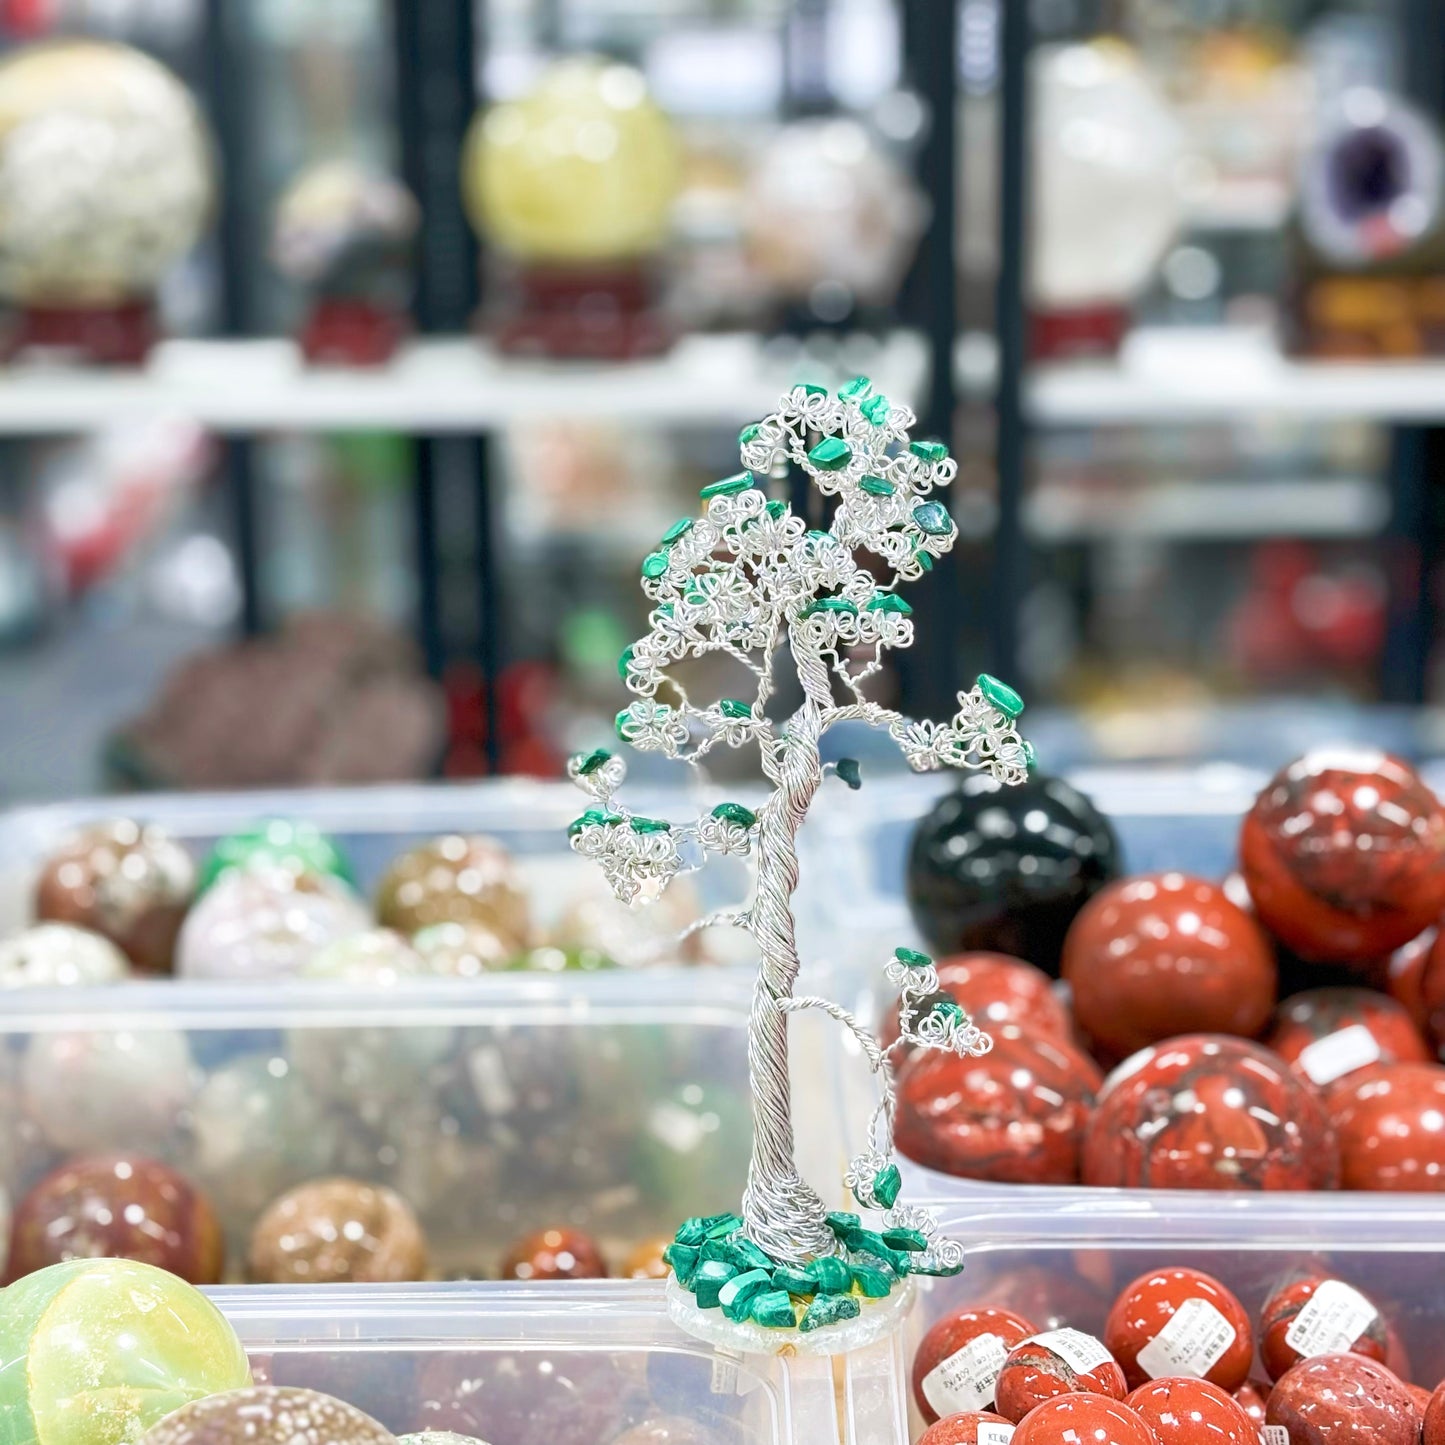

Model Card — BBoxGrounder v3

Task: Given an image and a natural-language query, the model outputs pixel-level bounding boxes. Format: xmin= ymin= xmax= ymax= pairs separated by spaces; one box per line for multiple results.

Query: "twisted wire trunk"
xmin=741 ymin=700 xmax=834 ymax=1265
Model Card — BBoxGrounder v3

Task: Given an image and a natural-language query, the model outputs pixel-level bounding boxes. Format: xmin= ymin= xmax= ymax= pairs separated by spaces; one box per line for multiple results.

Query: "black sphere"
xmin=906 ymin=771 xmax=1121 ymax=977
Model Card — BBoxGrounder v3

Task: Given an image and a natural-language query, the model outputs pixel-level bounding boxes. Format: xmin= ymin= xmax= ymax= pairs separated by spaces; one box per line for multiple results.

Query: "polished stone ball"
xmin=907 ymin=772 xmax=1120 ymax=977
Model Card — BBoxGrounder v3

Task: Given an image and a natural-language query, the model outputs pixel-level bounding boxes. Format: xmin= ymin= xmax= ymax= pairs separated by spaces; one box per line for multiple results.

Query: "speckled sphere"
xmin=912 ymin=1306 xmax=1038 ymax=1424
xmin=412 ymin=920 xmax=512 ymax=977
xmin=1240 ymin=749 xmax=1445 ymax=965
xmin=8 ymin=1153 xmax=222 ymax=1284
xmin=376 ymin=835 xmax=528 ymax=945
xmin=1267 ymin=1353 xmax=1419 ymax=1445
xmin=21 ymin=1024 xmax=194 ymax=1154
xmin=1124 ymin=1377 xmax=1261 ymax=1445
xmin=1063 ymin=873 xmax=1277 ymax=1061
xmin=1105 ymin=1267 xmax=1254 ymax=1392
xmin=621 ymin=1235 xmax=672 ymax=1279
xmin=197 ymin=819 xmax=356 ymax=894
xmin=1081 ymin=1035 xmax=1340 ymax=1190
xmin=1268 ymin=988 xmax=1430 ymax=1089
xmin=175 ymin=866 xmax=371 ymax=981
xmin=917 ymin=1414 xmax=1016 ymax=1445
xmin=907 ymin=772 xmax=1121 ymax=976
xmin=1010 ymin=1393 xmax=1159 ymax=1445
xmin=247 ymin=1177 xmax=428 ymax=1284
xmin=880 ymin=952 xmax=1069 ymax=1051
xmin=895 ymin=1022 xmax=1103 ymax=1184
xmin=35 ymin=818 xmax=194 ymax=973
xmin=0 ymin=922 xmax=129 ymax=986
xmin=1326 ymin=1061 xmax=1445 ymax=1190
xmin=137 ymin=1386 xmax=393 ymax=1445
xmin=499 ymin=1226 xmax=607 ymax=1280
xmin=1259 ymin=1274 xmax=1388 ymax=1381
xmin=0 ymin=1258 xmax=251 ymax=1445
xmin=995 ymin=1332 xmax=1126 ymax=1421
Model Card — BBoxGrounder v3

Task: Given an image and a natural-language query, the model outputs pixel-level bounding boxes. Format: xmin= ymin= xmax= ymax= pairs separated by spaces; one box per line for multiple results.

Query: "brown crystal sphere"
xmin=137 ymin=1386 xmax=393 ymax=1445
xmin=917 ymin=1413 xmax=1015 ymax=1445
xmin=498 ymin=1226 xmax=607 ymax=1281
xmin=8 ymin=1153 xmax=223 ymax=1285
xmin=894 ymin=1022 xmax=1103 ymax=1184
xmin=1081 ymin=1035 xmax=1340 ymax=1190
xmin=1232 ymin=1379 xmax=1268 ymax=1429
xmin=34 ymin=819 xmax=194 ymax=974
xmin=1064 ymin=873 xmax=1277 ymax=1062
xmin=1239 ymin=749 xmax=1445 ymax=966
xmin=1125 ymin=1378 xmax=1260 ymax=1445
xmin=375 ymin=835 xmax=528 ymax=945
xmin=1010 ymin=1393 xmax=1159 ymax=1445
xmin=995 ymin=1333 xmax=1126 ymax=1422
xmin=1266 ymin=1354 xmax=1420 ymax=1445
xmin=879 ymin=953 xmax=1069 ymax=1051
xmin=1259 ymin=1274 xmax=1389 ymax=1381
xmin=1105 ymin=1267 xmax=1254 ymax=1392
xmin=912 ymin=1305 xmax=1037 ymax=1424
xmin=248 ymin=1177 xmax=427 ymax=1283
xmin=1326 ymin=1061 xmax=1445 ymax=1190
xmin=1268 ymin=988 xmax=1431 ymax=1090
xmin=621 ymin=1235 xmax=671 ymax=1279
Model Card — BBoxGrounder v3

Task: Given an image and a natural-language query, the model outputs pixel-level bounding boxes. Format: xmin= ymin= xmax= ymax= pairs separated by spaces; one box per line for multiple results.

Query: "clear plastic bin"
xmin=904 ymin=1195 xmax=1445 ymax=1438
xmin=214 ymin=1278 xmax=910 ymax=1445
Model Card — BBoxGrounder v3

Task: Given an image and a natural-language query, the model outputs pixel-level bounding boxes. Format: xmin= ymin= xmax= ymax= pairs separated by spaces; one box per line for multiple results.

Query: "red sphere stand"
xmin=485 ymin=262 xmax=673 ymax=360
xmin=1030 ymin=304 xmax=1129 ymax=361
xmin=299 ymin=298 xmax=409 ymax=367
xmin=0 ymin=300 xmax=157 ymax=366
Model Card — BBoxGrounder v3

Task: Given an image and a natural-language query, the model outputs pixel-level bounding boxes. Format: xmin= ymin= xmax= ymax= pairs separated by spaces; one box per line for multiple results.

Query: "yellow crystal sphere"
xmin=0 ymin=40 xmax=214 ymax=304
xmin=0 ymin=1258 xmax=252 ymax=1445
xmin=462 ymin=57 xmax=679 ymax=263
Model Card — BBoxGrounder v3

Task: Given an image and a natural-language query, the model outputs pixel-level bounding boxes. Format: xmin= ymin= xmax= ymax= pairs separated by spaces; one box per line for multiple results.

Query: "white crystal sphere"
xmin=0 ymin=39 xmax=214 ymax=304
xmin=0 ymin=922 xmax=129 ymax=986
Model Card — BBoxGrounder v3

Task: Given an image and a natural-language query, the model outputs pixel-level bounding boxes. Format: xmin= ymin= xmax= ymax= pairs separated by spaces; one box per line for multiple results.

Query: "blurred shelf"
xmin=0 ymin=331 xmax=930 ymax=435
xmin=1025 ymin=327 xmax=1445 ymax=425
xmin=1026 ymin=476 xmax=1389 ymax=541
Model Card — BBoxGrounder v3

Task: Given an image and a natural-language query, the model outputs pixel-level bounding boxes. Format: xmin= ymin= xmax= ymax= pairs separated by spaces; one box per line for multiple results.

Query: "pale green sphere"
xmin=0 ymin=1258 xmax=252 ymax=1445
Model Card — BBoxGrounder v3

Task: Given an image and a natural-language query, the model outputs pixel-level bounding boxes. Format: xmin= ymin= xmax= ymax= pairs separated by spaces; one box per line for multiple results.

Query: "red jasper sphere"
xmin=1081 ymin=1034 xmax=1340 ymax=1190
xmin=1239 ymin=749 xmax=1445 ymax=965
xmin=1063 ymin=873 xmax=1276 ymax=1062
xmin=1105 ymin=1267 xmax=1254 ymax=1393
xmin=1267 ymin=1353 xmax=1420 ymax=1445
xmin=913 ymin=1306 xmax=1038 ymax=1425
xmin=498 ymin=1226 xmax=608 ymax=1280
xmin=1232 ymin=1380 xmax=1269 ymax=1429
xmin=1011 ymin=1393 xmax=1160 ymax=1445
xmin=880 ymin=952 xmax=1069 ymax=1050
xmin=995 ymin=1332 xmax=1126 ymax=1422
xmin=1259 ymin=1274 xmax=1389 ymax=1381
xmin=918 ymin=1413 xmax=1016 ymax=1445
xmin=1326 ymin=1061 xmax=1445 ymax=1190
xmin=895 ymin=1023 xmax=1102 ymax=1184
xmin=1124 ymin=1377 xmax=1261 ymax=1445
xmin=1268 ymin=988 xmax=1430 ymax=1090
xmin=1423 ymin=1381 xmax=1445 ymax=1444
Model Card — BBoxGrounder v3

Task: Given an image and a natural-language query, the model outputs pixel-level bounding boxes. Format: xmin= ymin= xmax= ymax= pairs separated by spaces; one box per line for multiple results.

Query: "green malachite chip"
xmin=872 ymin=1163 xmax=902 ymax=1208
xmin=712 ymin=802 xmax=757 ymax=829
xmin=800 ymin=1294 xmax=860 ymax=1331
xmin=838 ymin=375 xmax=871 ymax=401
xmin=766 ymin=499 xmax=787 ymax=519
xmin=909 ymin=438 xmax=949 ymax=463
xmin=660 ymin=518 xmax=693 ymax=546
xmin=1023 ymin=740 xmax=1037 ymax=767
xmin=798 ymin=382 xmax=828 ymax=397
xmin=860 ymin=393 xmax=891 ymax=425
xmin=977 ymin=672 xmax=1025 ymax=718
xmin=616 ymin=646 xmax=635 ymax=680
xmin=575 ymin=747 xmax=611 ymax=776
xmin=641 ymin=551 xmax=670 ymax=579
xmin=807 ymin=437 xmax=852 ymax=471
xmin=912 ymin=501 xmax=952 ymax=537
xmin=719 ymin=698 xmax=751 ymax=719
xmin=866 ymin=592 xmax=911 ymax=615
xmin=700 ymin=473 xmax=752 ymax=500
xmin=629 ymin=816 xmax=671 ymax=834
xmin=738 ymin=422 xmax=761 ymax=445
xmin=860 ymin=475 xmax=894 ymax=497
xmin=750 ymin=1290 xmax=798 ymax=1329
xmin=894 ymin=946 xmax=933 ymax=968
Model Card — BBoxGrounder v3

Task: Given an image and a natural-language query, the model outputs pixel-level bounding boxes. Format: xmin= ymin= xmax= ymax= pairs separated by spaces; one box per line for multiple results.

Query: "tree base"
xmin=665 ymin=1274 xmax=915 ymax=1357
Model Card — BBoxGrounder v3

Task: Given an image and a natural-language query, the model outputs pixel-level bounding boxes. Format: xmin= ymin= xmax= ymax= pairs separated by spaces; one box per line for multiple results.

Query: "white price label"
xmin=1284 ymin=1279 xmax=1378 ymax=1359
xmin=1025 ymin=1328 xmax=1115 ymax=1375
xmin=1135 ymin=1297 xmax=1236 ymax=1380
xmin=921 ymin=1333 xmax=1009 ymax=1417
xmin=1297 ymin=1025 xmax=1382 ymax=1086
xmin=978 ymin=1426 xmax=1015 ymax=1445
xmin=467 ymin=1045 xmax=516 ymax=1115
xmin=1263 ymin=1427 xmax=1290 ymax=1445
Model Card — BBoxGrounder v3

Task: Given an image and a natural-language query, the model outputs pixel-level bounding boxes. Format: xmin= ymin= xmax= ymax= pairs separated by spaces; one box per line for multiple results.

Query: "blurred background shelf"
xmin=0 ymin=332 xmax=930 ymax=433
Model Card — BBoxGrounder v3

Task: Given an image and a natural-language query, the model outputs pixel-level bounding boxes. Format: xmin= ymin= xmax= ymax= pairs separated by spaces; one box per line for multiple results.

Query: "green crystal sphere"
xmin=0 ymin=1258 xmax=252 ymax=1445
xmin=197 ymin=820 xmax=355 ymax=895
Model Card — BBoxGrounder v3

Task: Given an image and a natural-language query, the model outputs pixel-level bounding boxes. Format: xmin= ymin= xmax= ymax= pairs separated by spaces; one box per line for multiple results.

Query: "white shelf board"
xmin=1026 ymin=327 xmax=1445 ymax=425
xmin=0 ymin=331 xmax=930 ymax=434
xmin=1026 ymin=476 xmax=1389 ymax=542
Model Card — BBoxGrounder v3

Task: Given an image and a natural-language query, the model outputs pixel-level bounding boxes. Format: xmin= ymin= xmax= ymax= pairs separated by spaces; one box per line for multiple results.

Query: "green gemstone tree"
xmin=567 ymin=377 xmax=1029 ymax=1335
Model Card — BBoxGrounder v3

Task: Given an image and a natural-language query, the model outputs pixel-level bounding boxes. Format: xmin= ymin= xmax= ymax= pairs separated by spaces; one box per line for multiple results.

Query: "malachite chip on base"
xmin=825 ymin=1211 xmax=860 ymax=1234
xmin=799 ymin=1294 xmax=861 ymax=1332
xmin=0 ymin=1258 xmax=253 ymax=1445
xmin=719 ymin=1268 xmax=772 ymax=1321
xmin=808 ymin=1256 xmax=853 ymax=1294
xmin=851 ymin=1264 xmax=893 ymax=1298
xmin=807 ymin=437 xmax=852 ymax=471
xmin=772 ymin=1264 xmax=817 ymax=1296
xmin=976 ymin=671 xmax=1025 ymax=718
xmin=693 ymin=1259 xmax=737 ymax=1309
xmin=751 ymin=1290 xmax=800 ymax=1329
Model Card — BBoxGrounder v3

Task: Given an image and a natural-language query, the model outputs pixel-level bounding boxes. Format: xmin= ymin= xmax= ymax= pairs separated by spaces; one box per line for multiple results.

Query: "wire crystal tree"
xmin=567 ymin=377 xmax=1030 ymax=1336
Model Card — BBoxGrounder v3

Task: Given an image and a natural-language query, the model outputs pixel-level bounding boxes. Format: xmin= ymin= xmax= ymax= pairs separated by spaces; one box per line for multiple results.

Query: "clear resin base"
xmin=665 ymin=1274 xmax=916 ymax=1357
